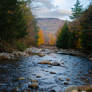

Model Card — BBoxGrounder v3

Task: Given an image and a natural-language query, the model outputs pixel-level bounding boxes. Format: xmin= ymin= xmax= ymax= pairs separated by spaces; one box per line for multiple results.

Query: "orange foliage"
xmin=38 ymin=30 xmax=45 ymax=46
xmin=48 ymin=33 xmax=56 ymax=45
xmin=8 ymin=10 xmax=13 ymax=14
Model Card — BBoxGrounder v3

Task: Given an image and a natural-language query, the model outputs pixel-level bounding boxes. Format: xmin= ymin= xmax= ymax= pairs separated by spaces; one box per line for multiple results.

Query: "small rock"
xmin=89 ymin=58 xmax=92 ymax=61
xmin=66 ymin=78 xmax=70 ymax=81
xmin=36 ymin=75 xmax=41 ymax=78
xmin=38 ymin=60 xmax=51 ymax=65
xmin=48 ymin=65 xmax=52 ymax=67
xmin=38 ymin=53 xmax=45 ymax=57
xmin=50 ymin=72 xmax=56 ymax=74
xmin=30 ymin=80 xmax=38 ymax=82
xmin=51 ymin=62 xmax=61 ymax=66
xmin=58 ymin=78 xmax=63 ymax=81
xmin=18 ymin=77 xmax=25 ymax=80
xmin=72 ymin=90 xmax=78 ymax=92
xmin=49 ymin=90 xmax=56 ymax=92
xmin=64 ymin=81 xmax=69 ymax=85
xmin=28 ymin=83 xmax=39 ymax=88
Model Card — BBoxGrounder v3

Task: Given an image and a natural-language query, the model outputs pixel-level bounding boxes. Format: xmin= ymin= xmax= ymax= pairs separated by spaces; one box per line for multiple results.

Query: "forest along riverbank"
xmin=0 ymin=47 xmax=92 ymax=92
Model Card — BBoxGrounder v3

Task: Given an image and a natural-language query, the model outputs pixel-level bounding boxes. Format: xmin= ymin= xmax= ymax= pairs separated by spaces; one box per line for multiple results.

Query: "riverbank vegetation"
xmin=56 ymin=0 xmax=92 ymax=53
xmin=0 ymin=0 xmax=39 ymax=52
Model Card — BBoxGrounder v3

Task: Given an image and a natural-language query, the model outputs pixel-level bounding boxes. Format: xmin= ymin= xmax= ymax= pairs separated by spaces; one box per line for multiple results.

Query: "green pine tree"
xmin=80 ymin=5 xmax=92 ymax=51
xmin=56 ymin=22 xmax=71 ymax=49
xmin=70 ymin=0 xmax=83 ymax=20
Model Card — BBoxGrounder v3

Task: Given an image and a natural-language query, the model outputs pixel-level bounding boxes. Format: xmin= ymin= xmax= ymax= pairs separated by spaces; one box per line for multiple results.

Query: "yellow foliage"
xmin=8 ymin=10 xmax=13 ymax=14
xmin=77 ymin=38 xmax=82 ymax=48
xmin=38 ymin=30 xmax=45 ymax=46
xmin=48 ymin=33 xmax=56 ymax=45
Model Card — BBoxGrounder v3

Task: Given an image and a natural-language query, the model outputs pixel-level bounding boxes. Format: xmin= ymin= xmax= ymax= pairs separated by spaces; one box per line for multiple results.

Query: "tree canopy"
xmin=70 ymin=0 xmax=83 ymax=20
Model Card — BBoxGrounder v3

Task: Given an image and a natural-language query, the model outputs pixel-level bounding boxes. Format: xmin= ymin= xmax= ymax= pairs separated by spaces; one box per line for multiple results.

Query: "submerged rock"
xmin=71 ymin=90 xmax=79 ymax=92
xmin=36 ymin=75 xmax=41 ymax=78
xmin=51 ymin=62 xmax=61 ymax=66
xmin=38 ymin=53 xmax=45 ymax=57
xmin=18 ymin=77 xmax=25 ymax=80
xmin=49 ymin=90 xmax=56 ymax=92
xmin=38 ymin=60 xmax=51 ymax=65
xmin=64 ymin=81 xmax=69 ymax=85
xmin=58 ymin=77 xmax=64 ymax=81
xmin=30 ymin=80 xmax=38 ymax=82
xmin=50 ymin=71 xmax=56 ymax=74
xmin=66 ymin=78 xmax=70 ymax=81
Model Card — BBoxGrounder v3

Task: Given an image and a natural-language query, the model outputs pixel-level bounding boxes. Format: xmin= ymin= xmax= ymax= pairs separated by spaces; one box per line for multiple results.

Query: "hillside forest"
xmin=0 ymin=0 xmax=39 ymax=52
xmin=56 ymin=0 xmax=92 ymax=53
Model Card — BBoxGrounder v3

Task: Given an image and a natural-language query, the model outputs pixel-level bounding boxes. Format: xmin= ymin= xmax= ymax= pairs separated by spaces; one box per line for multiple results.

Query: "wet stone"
xmin=58 ymin=78 xmax=64 ymax=81
xmin=50 ymin=72 xmax=56 ymax=74
xmin=51 ymin=62 xmax=61 ymax=66
xmin=36 ymin=75 xmax=41 ymax=78
xmin=38 ymin=53 xmax=45 ymax=57
xmin=28 ymin=83 xmax=39 ymax=89
xmin=71 ymin=90 xmax=78 ymax=92
xmin=38 ymin=60 xmax=51 ymax=65
xmin=64 ymin=81 xmax=69 ymax=85
xmin=30 ymin=80 xmax=38 ymax=82
xmin=49 ymin=90 xmax=56 ymax=92
xmin=66 ymin=78 xmax=70 ymax=81
xmin=18 ymin=77 xmax=25 ymax=80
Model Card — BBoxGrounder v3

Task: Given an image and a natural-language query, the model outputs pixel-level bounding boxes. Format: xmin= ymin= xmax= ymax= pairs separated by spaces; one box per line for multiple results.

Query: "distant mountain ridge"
xmin=36 ymin=18 xmax=65 ymax=34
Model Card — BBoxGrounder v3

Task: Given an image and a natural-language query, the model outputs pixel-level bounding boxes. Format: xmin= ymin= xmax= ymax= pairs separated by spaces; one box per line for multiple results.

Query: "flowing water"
xmin=0 ymin=49 xmax=92 ymax=92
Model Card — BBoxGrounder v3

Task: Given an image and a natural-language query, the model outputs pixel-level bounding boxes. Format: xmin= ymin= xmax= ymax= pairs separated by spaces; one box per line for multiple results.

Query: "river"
xmin=0 ymin=48 xmax=92 ymax=92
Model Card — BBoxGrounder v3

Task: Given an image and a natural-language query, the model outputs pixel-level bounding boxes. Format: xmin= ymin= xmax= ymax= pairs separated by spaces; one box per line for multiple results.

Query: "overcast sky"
xmin=31 ymin=0 xmax=90 ymax=20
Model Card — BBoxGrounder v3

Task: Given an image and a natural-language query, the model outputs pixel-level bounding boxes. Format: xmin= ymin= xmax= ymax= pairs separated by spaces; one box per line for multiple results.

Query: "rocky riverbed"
xmin=0 ymin=47 xmax=92 ymax=61
xmin=0 ymin=48 xmax=92 ymax=92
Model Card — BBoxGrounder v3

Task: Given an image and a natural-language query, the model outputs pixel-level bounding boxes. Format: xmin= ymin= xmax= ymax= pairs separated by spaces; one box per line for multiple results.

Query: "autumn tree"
xmin=38 ymin=30 xmax=45 ymax=46
xmin=48 ymin=33 xmax=56 ymax=45
xmin=70 ymin=0 xmax=83 ymax=20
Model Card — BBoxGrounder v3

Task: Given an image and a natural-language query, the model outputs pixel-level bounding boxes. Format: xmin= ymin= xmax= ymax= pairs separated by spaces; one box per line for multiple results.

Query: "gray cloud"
xmin=31 ymin=0 xmax=72 ymax=20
